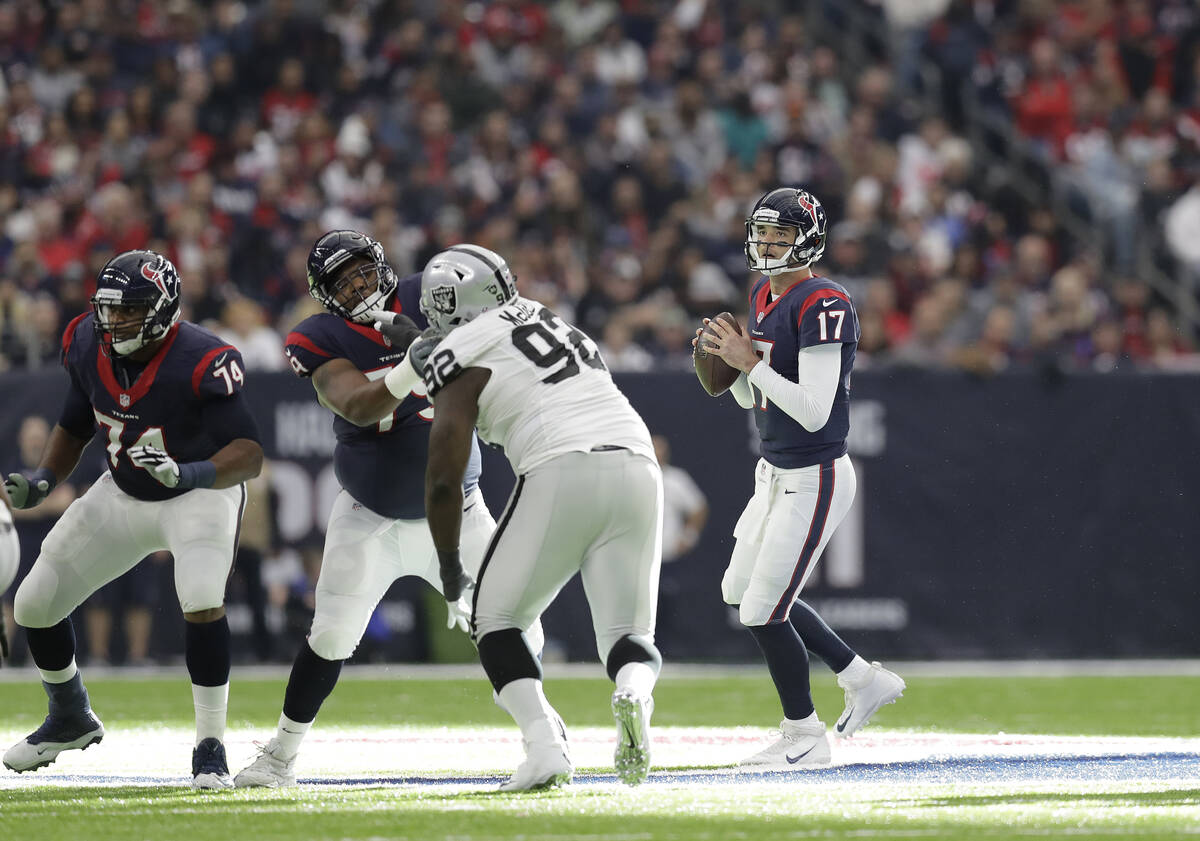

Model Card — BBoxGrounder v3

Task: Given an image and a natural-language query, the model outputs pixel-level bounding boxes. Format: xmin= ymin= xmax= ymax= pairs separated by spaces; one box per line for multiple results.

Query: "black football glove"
xmin=369 ymin=311 xmax=422 ymax=352
xmin=4 ymin=469 xmax=54 ymax=509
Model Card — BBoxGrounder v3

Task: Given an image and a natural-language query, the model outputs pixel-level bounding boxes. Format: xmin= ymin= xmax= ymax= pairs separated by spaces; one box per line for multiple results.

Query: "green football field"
xmin=1 ymin=665 xmax=1198 ymax=840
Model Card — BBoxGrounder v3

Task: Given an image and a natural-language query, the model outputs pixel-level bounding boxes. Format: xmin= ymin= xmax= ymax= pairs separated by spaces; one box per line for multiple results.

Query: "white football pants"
xmin=0 ymin=503 xmax=19 ymax=594
xmin=471 ymin=449 xmax=663 ymax=662
xmin=723 ymin=454 xmax=856 ymax=627
xmin=308 ymin=487 xmax=537 ymax=660
xmin=14 ymin=472 xmax=245 ymax=627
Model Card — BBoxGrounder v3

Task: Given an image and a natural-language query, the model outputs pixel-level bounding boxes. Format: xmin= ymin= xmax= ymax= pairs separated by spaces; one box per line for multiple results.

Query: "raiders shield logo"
xmin=120 ymin=394 xmax=131 ymax=408
xmin=431 ymin=285 xmax=456 ymax=314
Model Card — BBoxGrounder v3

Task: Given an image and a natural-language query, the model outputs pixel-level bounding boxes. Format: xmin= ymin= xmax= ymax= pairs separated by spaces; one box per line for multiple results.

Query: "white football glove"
xmin=446 ymin=591 xmax=473 ymax=634
xmin=128 ymin=445 xmax=181 ymax=488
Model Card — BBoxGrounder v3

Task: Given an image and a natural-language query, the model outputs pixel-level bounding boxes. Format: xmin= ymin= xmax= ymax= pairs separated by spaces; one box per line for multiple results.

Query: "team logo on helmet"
xmin=431 ymin=285 xmax=457 ymax=314
xmin=140 ymin=262 xmax=171 ymax=299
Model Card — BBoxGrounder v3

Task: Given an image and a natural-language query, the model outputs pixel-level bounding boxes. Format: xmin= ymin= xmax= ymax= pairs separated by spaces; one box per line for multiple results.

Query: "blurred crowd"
xmin=1 ymin=0 xmax=1198 ymax=377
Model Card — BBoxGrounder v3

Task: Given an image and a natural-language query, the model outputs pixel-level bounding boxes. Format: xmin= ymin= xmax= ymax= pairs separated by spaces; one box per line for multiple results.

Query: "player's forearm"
xmin=336 ymin=381 xmax=403 ymax=428
xmin=40 ymin=425 xmax=91 ymax=486
xmin=747 ymin=345 xmax=841 ymax=432
xmin=206 ymin=438 xmax=264 ymax=488
xmin=730 ymin=373 xmax=756 ymax=409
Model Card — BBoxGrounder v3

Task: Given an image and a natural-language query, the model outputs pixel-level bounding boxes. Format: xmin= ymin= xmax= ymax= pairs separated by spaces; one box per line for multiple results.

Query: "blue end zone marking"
xmin=24 ymin=753 xmax=1200 ymax=788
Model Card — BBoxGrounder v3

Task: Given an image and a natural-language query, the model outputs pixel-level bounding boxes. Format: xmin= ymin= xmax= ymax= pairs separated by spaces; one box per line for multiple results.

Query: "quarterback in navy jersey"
xmin=3 ymin=250 xmax=263 ymax=788
xmin=236 ymin=231 xmax=539 ymax=788
xmin=697 ymin=188 xmax=904 ymax=769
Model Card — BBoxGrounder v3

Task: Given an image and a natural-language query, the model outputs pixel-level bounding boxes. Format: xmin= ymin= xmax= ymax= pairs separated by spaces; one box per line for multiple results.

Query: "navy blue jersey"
xmin=284 ymin=274 xmax=481 ymax=520
xmin=60 ymin=313 xmax=260 ymax=502
xmin=747 ymin=274 xmax=860 ymax=469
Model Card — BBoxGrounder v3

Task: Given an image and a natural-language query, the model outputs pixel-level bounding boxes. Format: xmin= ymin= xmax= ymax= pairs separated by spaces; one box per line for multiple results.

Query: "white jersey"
xmin=423 ymin=297 xmax=655 ymax=474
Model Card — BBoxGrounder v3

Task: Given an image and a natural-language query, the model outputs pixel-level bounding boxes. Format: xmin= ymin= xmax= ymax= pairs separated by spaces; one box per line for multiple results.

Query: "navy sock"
xmin=282 ymin=642 xmax=344 ymax=724
xmin=185 ymin=616 xmax=231 ymax=687
xmin=747 ymin=621 xmax=815 ymax=720
xmin=790 ymin=600 xmax=855 ymax=673
xmin=44 ymin=672 xmax=91 ymax=719
xmin=26 ymin=619 xmax=76 ymax=672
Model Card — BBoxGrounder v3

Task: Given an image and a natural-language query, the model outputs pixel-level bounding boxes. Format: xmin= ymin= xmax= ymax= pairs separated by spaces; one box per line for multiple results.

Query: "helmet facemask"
xmin=91 ymin=291 xmax=177 ymax=356
xmin=745 ymin=219 xmax=820 ymax=276
xmin=309 ymin=240 xmax=398 ymax=323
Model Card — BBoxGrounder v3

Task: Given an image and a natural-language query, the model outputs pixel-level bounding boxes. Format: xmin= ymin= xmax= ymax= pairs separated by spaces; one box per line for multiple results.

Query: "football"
xmin=693 ymin=312 xmax=743 ymax=397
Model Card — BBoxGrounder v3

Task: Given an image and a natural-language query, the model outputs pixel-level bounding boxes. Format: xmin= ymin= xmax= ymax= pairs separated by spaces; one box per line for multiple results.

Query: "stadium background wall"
xmin=2 ymin=369 xmax=1196 ymax=662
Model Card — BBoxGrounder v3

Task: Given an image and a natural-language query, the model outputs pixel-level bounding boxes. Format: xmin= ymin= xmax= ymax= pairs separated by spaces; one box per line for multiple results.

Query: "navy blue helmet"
xmin=91 ymin=250 xmax=182 ymax=356
xmin=744 ymin=187 xmax=828 ymax=275
xmin=306 ymin=230 xmax=398 ymax=323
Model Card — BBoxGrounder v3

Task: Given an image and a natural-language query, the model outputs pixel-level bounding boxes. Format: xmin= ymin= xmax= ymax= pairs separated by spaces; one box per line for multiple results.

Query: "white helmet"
xmin=419 ymin=244 xmax=517 ymax=334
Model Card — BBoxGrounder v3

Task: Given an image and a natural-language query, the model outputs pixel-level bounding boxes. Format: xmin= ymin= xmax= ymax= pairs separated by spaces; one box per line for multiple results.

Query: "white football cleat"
xmin=234 ymin=738 xmax=298 ymax=788
xmin=3 ymin=711 xmax=105 ymax=773
xmin=738 ymin=718 xmax=831 ymax=769
xmin=611 ymin=688 xmax=653 ymax=785
xmin=834 ymin=662 xmax=905 ymax=738
xmin=191 ymin=737 xmax=234 ymax=790
xmin=498 ymin=740 xmax=573 ymax=792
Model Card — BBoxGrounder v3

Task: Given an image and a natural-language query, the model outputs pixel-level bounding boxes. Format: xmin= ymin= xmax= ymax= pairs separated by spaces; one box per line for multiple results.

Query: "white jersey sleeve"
xmin=423 ymin=298 xmax=655 ymax=474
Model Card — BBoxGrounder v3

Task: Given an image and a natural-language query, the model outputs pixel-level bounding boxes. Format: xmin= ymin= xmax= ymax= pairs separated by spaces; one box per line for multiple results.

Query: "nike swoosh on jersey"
xmin=822 ymin=298 xmax=839 ymax=307
xmin=784 ymin=490 xmax=797 ymax=495
xmin=215 ymin=353 xmax=228 ymax=366
xmin=786 ymin=746 xmax=815 ymax=764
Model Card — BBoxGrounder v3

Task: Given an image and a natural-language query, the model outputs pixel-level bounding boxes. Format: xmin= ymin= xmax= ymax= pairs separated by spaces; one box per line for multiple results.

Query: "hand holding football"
xmin=693 ymin=312 xmax=743 ymax=396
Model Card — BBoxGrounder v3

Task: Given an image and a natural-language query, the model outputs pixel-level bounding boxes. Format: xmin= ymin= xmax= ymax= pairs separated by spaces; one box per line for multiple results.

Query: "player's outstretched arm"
xmin=312 ymin=358 xmax=406 ymax=428
xmin=4 ymin=424 xmax=90 ymax=509
xmin=425 ymin=367 xmax=491 ymax=600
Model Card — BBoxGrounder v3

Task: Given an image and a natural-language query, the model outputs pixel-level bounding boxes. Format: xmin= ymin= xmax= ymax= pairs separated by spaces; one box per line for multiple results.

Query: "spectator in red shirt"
xmin=1014 ymin=39 xmax=1075 ymax=158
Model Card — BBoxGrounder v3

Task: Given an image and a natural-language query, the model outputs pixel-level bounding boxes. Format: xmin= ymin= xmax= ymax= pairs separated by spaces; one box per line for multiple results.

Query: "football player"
xmin=3 ymin=250 xmax=263 ymax=787
xmin=0 ymin=491 xmax=18 ymax=662
xmin=696 ymin=188 xmax=905 ymax=768
xmin=234 ymin=231 xmax=541 ymax=787
xmin=391 ymin=244 xmax=663 ymax=790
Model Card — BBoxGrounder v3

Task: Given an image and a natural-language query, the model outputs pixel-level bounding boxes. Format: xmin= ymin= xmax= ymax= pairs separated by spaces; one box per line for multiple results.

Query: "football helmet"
xmin=744 ymin=187 xmax=828 ymax=275
xmin=306 ymin=230 xmax=398 ymax=323
xmin=419 ymin=244 xmax=517 ymax=335
xmin=90 ymin=250 xmax=182 ymax=356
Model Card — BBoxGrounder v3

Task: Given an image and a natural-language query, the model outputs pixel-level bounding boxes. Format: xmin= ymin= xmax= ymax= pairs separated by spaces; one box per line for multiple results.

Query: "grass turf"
xmin=0 ymin=672 xmax=1197 ymax=841
xmin=2 ymin=672 xmax=1198 ymax=734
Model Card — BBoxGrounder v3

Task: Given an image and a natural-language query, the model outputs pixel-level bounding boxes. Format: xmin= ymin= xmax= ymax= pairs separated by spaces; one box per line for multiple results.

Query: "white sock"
xmin=614 ymin=661 xmax=657 ymax=698
xmin=40 ymin=659 xmax=78 ymax=684
xmin=784 ymin=710 xmax=822 ymax=729
xmin=837 ymin=655 xmax=872 ymax=687
xmin=497 ymin=678 xmax=562 ymax=746
xmin=193 ymin=683 xmax=229 ymax=745
xmin=275 ymin=713 xmax=311 ymax=760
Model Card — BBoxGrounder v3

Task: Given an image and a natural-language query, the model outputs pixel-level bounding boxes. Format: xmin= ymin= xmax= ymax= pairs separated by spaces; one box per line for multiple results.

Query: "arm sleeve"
xmin=57 ymin=372 xmax=95 ymax=439
xmin=729 ymin=372 xmax=756 ymax=409
xmin=747 ymin=343 xmax=843 ymax=432
xmin=200 ymin=392 xmax=262 ymax=447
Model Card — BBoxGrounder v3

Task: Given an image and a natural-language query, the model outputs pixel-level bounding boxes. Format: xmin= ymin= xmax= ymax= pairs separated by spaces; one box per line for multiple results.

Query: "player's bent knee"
xmin=12 ymin=566 xmax=69 ymax=629
xmin=477 ymin=628 xmax=542 ymax=693
xmin=738 ymin=599 xmax=780 ymax=628
xmin=604 ymin=634 xmax=661 ymax=681
xmin=307 ymin=625 xmax=361 ymax=661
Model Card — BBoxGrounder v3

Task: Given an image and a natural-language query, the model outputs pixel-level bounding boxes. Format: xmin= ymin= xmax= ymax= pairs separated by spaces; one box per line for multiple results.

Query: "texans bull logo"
xmin=140 ymin=262 xmax=172 ymax=299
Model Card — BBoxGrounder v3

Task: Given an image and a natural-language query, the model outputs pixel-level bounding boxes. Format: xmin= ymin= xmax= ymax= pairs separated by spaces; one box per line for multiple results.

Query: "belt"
xmin=590 ymin=445 xmax=629 ymax=453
